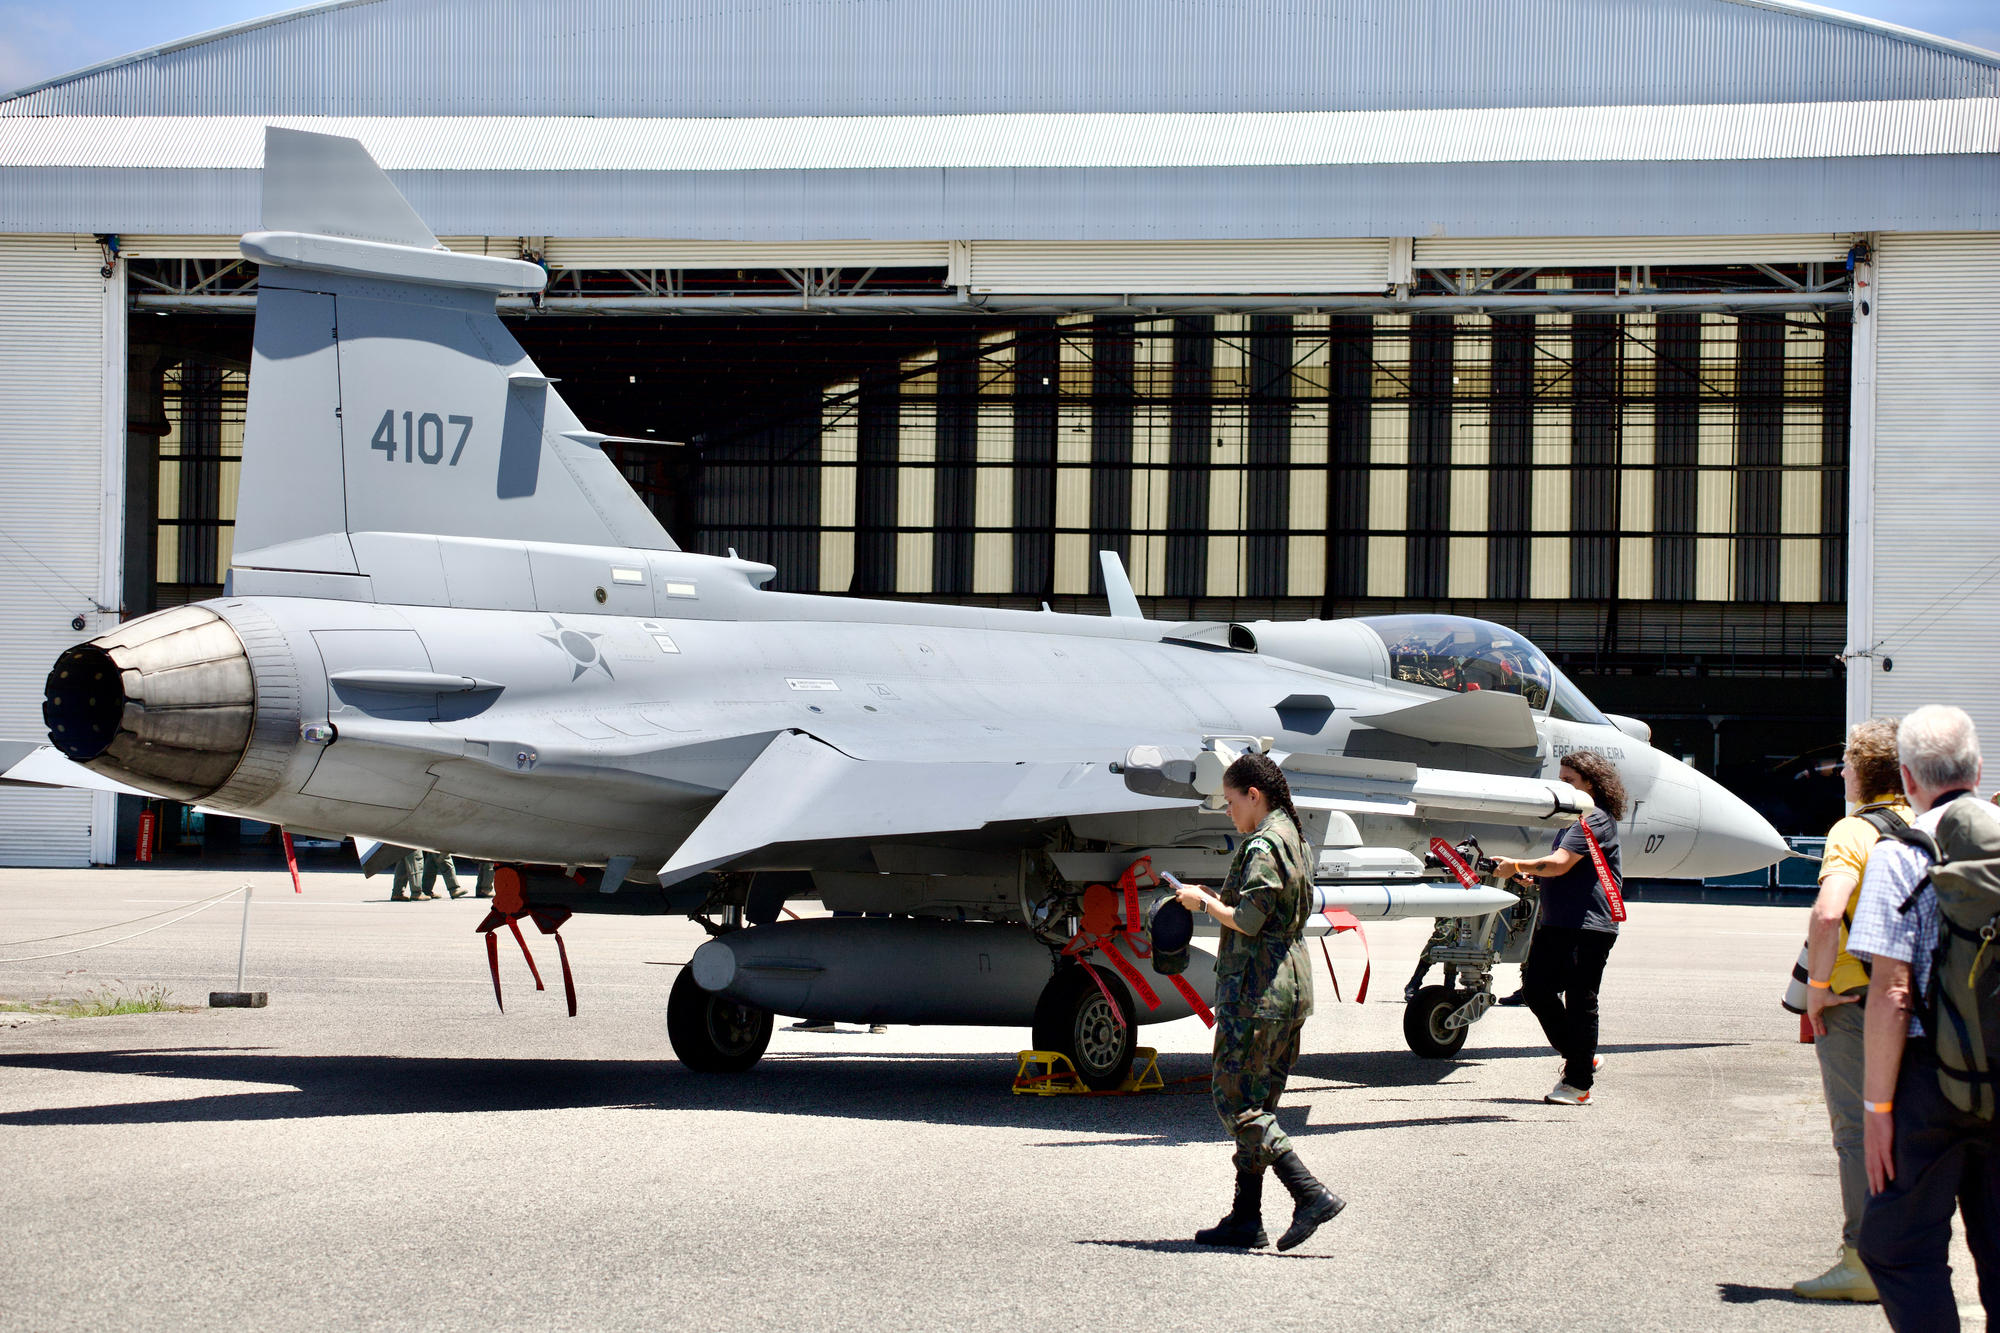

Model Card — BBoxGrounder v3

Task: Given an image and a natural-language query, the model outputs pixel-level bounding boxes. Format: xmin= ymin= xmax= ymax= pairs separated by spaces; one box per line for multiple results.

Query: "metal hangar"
xmin=0 ymin=0 xmax=1996 ymax=864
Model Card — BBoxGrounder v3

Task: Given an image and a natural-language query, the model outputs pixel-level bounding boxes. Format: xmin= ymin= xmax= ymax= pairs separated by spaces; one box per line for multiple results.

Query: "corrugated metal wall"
xmin=1868 ymin=233 xmax=2000 ymax=749
xmin=6 ymin=0 xmax=1994 ymax=118
xmin=701 ymin=307 xmax=1850 ymax=607
xmin=0 ymin=237 xmax=104 ymax=865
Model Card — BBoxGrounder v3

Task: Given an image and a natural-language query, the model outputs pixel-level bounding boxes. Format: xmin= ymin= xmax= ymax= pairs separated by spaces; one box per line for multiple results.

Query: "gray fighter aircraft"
xmin=12 ymin=130 xmax=1788 ymax=1087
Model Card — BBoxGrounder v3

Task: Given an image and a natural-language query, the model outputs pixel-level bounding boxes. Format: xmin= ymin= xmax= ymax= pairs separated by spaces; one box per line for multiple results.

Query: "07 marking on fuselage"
xmin=370 ymin=410 xmax=473 ymax=466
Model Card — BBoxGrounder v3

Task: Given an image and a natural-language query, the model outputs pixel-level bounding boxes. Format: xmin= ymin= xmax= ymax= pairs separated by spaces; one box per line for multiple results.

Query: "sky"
xmin=2 ymin=0 xmax=1996 ymax=97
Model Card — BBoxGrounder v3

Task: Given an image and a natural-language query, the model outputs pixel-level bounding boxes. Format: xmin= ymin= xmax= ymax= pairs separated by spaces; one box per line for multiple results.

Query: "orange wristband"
xmin=1865 ymin=1100 xmax=1893 ymax=1114
xmin=1808 ymin=978 xmax=1832 ymax=990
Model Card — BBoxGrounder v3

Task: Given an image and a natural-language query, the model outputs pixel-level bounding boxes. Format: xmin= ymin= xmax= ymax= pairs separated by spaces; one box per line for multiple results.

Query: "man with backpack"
xmin=1793 ymin=718 xmax=1908 ymax=1302
xmin=1849 ymin=704 xmax=2000 ymax=1331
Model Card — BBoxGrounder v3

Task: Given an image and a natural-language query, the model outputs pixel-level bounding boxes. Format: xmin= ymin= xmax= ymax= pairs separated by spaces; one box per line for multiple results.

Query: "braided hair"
xmin=1223 ymin=751 xmax=1301 ymax=832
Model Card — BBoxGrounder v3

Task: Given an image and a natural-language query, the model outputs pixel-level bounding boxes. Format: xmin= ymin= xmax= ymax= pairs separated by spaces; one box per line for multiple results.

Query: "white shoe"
xmin=868 ymin=1024 xmax=888 ymax=1034
xmin=1791 ymin=1245 xmax=1879 ymax=1302
xmin=1545 ymin=1081 xmax=1591 ymax=1105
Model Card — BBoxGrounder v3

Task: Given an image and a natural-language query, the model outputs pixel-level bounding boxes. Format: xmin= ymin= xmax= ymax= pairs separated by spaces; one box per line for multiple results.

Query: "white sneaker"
xmin=1545 ymin=1081 xmax=1591 ymax=1105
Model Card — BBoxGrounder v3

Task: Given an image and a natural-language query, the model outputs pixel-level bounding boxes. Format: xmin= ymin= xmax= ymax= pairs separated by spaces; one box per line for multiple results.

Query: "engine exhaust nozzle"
xmin=43 ymin=605 xmax=255 ymax=801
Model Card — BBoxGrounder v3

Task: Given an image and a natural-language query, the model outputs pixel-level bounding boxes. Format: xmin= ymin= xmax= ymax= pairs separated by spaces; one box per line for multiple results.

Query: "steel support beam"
xmin=135 ymin=290 xmax=1852 ymax=317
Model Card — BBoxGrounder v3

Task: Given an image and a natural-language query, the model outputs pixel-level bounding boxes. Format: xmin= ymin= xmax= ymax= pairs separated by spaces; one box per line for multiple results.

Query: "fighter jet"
xmin=11 ymin=129 xmax=1788 ymax=1088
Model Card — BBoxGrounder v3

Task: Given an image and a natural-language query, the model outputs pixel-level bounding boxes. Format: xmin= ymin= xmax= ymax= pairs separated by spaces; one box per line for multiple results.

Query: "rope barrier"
xmin=0 ymin=885 xmax=250 ymax=948
xmin=0 ymin=885 xmax=252 ymax=963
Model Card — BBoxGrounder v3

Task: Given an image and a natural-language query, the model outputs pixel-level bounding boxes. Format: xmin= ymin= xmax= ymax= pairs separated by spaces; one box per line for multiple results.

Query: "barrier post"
xmin=209 ymin=885 xmax=268 ymax=1008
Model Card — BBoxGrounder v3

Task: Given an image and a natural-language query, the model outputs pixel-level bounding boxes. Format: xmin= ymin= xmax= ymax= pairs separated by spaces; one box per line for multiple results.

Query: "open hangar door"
xmin=124 ymin=233 xmax=1857 ymax=847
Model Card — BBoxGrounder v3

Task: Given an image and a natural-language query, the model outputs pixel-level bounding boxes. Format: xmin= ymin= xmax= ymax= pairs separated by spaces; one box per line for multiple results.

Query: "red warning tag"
xmin=1579 ymin=820 xmax=1627 ymax=923
xmin=1429 ymin=837 xmax=1479 ymax=889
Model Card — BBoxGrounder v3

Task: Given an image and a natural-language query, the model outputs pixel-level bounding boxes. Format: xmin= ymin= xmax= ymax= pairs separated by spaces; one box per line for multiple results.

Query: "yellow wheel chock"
xmin=1013 ymin=1047 xmax=1164 ymax=1095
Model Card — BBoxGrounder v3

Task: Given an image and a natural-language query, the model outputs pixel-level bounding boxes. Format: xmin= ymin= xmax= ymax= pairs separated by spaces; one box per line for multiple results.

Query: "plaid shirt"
xmin=1848 ymin=801 xmax=1952 ymax=1037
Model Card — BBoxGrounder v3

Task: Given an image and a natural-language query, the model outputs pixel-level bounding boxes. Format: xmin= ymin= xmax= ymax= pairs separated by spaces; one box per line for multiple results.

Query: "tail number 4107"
xmin=371 ymin=411 xmax=473 ymax=465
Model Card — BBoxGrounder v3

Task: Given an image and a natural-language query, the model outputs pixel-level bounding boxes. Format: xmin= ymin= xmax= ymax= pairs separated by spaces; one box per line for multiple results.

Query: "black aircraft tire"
xmin=1403 ymin=985 xmax=1471 ymax=1059
xmin=1032 ymin=964 xmax=1137 ymax=1091
xmin=668 ymin=968 xmax=774 ymax=1073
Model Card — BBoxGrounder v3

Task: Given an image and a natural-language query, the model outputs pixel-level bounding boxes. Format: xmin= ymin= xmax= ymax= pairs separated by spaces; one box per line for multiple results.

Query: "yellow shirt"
xmin=1820 ymin=797 xmax=1912 ymax=995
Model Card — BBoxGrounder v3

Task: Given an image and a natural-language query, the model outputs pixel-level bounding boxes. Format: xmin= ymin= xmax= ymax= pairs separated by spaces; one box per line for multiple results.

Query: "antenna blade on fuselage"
xmin=1099 ymin=551 xmax=1144 ymax=619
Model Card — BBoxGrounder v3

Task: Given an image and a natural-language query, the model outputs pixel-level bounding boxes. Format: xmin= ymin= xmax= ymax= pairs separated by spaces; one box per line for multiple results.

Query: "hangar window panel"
xmin=701 ymin=293 xmax=1844 ymax=629
xmin=1054 ymin=328 xmax=1093 ymax=596
xmin=1326 ymin=314 xmax=1376 ymax=598
xmin=1819 ymin=311 xmax=1855 ymax=601
xmin=1165 ymin=316 xmax=1215 ymax=598
xmin=1086 ymin=320 xmax=1134 ymax=593
xmin=896 ymin=350 xmax=937 ymax=595
xmin=817 ymin=383 xmax=859 ymax=594
xmin=1130 ymin=402 xmax=1172 ymax=597
xmin=153 ymin=364 xmax=243 ymax=603
xmin=1619 ymin=536 xmax=1653 ymax=601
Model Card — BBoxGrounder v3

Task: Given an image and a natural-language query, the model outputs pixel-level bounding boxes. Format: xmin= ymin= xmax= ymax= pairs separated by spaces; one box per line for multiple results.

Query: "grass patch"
xmin=0 ymin=983 xmax=194 ymax=1018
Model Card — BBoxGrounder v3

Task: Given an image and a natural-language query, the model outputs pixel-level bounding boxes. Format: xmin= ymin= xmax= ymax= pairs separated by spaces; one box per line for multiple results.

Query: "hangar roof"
xmin=6 ymin=0 xmax=1996 ymax=116
xmin=0 ymin=0 xmax=1994 ymax=238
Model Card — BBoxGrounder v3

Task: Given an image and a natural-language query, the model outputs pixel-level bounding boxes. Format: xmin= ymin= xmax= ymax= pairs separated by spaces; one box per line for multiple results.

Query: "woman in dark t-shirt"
xmin=1493 ymin=750 xmax=1627 ymax=1106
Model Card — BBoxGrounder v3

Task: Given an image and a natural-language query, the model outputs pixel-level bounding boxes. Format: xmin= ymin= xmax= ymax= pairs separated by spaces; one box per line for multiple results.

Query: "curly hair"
xmin=1559 ymin=750 xmax=1628 ymax=821
xmin=1223 ymin=751 xmax=1301 ymax=832
xmin=1844 ymin=717 xmax=1904 ymax=803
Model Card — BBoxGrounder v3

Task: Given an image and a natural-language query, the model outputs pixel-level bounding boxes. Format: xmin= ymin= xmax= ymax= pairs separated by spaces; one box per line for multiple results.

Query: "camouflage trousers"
xmin=1211 ymin=1006 xmax=1306 ymax=1171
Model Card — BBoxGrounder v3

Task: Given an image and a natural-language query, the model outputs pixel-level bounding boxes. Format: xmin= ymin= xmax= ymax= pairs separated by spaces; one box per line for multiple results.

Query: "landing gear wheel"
xmin=1403 ymin=985 xmax=1472 ymax=1059
xmin=668 ymin=968 xmax=773 ymax=1073
xmin=1032 ymin=964 xmax=1137 ymax=1091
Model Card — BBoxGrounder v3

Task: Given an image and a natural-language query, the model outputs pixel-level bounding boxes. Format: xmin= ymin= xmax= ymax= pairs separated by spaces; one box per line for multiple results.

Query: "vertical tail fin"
xmin=232 ymin=127 xmax=675 ymax=577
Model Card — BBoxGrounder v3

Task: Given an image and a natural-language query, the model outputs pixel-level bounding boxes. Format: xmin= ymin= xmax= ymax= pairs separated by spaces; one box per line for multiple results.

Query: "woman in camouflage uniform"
xmin=1173 ymin=752 xmax=1345 ymax=1250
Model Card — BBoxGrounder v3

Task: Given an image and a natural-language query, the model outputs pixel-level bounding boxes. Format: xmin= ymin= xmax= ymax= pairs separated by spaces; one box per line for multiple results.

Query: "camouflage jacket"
xmin=1215 ymin=809 xmax=1315 ymax=1020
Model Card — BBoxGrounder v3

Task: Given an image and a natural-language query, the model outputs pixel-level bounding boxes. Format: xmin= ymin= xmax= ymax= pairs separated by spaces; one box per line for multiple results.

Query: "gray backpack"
xmin=1885 ymin=797 xmax=2000 ymax=1119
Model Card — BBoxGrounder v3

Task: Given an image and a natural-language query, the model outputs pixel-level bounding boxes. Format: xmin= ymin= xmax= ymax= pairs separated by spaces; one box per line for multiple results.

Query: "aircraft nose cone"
xmin=1677 ymin=771 xmax=1792 ymax=879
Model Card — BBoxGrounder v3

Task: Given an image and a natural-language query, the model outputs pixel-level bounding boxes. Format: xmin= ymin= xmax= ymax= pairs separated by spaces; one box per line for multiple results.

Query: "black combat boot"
xmin=1193 ymin=1167 xmax=1269 ymax=1248
xmin=1271 ymin=1151 xmax=1345 ymax=1251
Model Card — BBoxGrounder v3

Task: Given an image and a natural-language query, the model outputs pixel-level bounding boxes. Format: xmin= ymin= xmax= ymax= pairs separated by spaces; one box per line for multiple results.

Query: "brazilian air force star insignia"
xmin=539 ymin=616 xmax=614 ymax=681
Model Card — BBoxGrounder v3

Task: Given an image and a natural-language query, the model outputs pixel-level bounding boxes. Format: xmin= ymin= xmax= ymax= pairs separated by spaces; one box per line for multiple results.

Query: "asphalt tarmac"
xmin=0 ymin=865 xmax=1984 ymax=1332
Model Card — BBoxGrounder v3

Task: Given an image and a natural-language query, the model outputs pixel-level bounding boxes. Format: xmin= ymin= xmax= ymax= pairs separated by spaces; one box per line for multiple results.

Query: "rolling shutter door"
xmin=1868 ymin=233 xmax=2000 ymax=749
xmin=1413 ymin=235 xmax=1854 ymax=266
xmin=0 ymin=236 xmax=107 ymax=865
xmin=543 ymin=240 xmax=950 ymax=269
xmin=966 ymin=240 xmax=1391 ymax=294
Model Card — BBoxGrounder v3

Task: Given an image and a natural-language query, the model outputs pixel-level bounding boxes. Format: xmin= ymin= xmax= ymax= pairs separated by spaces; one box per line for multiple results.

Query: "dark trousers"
xmin=1858 ymin=1049 xmax=2000 ymax=1332
xmin=1521 ymin=925 xmax=1616 ymax=1091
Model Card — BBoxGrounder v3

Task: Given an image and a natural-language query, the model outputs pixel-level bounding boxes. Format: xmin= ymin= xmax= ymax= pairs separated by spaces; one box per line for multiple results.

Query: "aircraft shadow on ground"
xmin=0 ymin=1040 xmax=1742 ymax=1136
xmin=1290 ymin=1040 xmax=1743 ymax=1089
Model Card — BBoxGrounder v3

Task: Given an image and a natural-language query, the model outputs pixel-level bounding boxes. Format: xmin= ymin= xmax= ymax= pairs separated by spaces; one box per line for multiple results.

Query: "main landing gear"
xmin=1031 ymin=963 xmax=1137 ymax=1091
xmin=667 ymin=968 xmax=773 ymax=1073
